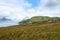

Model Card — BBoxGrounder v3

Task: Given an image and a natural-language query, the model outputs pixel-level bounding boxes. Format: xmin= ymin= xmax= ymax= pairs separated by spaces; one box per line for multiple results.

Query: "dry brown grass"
xmin=0 ymin=22 xmax=60 ymax=40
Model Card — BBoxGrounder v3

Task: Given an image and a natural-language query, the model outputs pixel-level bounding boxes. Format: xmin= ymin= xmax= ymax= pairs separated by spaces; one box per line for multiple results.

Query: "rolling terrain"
xmin=0 ymin=16 xmax=60 ymax=40
xmin=0 ymin=22 xmax=60 ymax=40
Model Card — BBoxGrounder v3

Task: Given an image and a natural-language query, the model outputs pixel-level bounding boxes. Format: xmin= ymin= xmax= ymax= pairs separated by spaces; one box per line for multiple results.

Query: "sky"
xmin=0 ymin=0 xmax=60 ymax=21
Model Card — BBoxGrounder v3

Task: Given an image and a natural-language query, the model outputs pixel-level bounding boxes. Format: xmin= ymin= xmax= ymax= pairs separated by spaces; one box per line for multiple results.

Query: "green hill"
xmin=19 ymin=16 xmax=60 ymax=25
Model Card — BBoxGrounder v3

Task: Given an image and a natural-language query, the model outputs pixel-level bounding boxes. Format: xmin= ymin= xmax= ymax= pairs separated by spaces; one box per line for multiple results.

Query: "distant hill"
xmin=0 ymin=17 xmax=18 ymax=27
xmin=0 ymin=17 xmax=11 ymax=22
xmin=19 ymin=16 xmax=60 ymax=25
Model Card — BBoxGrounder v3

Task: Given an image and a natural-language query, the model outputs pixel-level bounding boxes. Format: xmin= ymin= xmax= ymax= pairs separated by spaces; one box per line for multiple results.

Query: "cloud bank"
xmin=0 ymin=0 xmax=60 ymax=21
xmin=0 ymin=0 xmax=32 ymax=21
xmin=36 ymin=0 xmax=60 ymax=17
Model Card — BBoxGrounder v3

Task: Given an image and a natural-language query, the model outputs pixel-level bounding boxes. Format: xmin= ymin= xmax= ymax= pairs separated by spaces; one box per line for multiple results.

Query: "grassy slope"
xmin=0 ymin=22 xmax=60 ymax=40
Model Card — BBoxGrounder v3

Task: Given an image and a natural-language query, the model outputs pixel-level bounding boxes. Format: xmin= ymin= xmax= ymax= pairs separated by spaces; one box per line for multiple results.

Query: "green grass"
xmin=0 ymin=22 xmax=60 ymax=40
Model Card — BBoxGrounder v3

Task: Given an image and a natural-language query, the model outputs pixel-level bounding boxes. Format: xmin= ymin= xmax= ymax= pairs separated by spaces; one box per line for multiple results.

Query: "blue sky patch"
xmin=26 ymin=0 xmax=40 ymax=8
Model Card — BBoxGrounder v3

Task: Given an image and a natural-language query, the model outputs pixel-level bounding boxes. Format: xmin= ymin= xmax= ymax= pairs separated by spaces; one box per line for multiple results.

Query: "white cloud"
xmin=0 ymin=0 xmax=32 ymax=21
xmin=39 ymin=0 xmax=60 ymax=17
xmin=0 ymin=0 xmax=60 ymax=21
xmin=29 ymin=0 xmax=60 ymax=17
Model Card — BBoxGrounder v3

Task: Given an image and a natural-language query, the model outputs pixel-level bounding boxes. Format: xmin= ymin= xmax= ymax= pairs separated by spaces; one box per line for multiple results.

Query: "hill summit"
xmin=19 ymin=16 xmax=60 ymax=25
